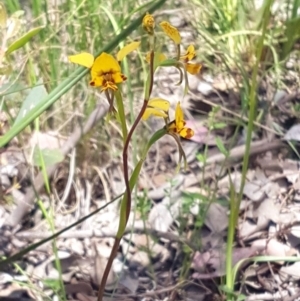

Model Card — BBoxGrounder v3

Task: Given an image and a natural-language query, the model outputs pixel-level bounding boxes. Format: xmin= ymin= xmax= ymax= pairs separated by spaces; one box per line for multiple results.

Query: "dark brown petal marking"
xmin=186 ymin=128 xmax=193 ymax=139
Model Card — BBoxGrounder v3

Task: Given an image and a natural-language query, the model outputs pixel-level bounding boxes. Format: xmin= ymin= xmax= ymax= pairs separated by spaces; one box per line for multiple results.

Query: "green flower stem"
xmin=122 ymin=100 xmax=148 ymax=221
xmin=98 ymin=48 xmax=155 ymax=301
xmin=117 ymin=128 xmax=167 ymax=238
xmin=123 ymin=49 xmax=154 ymax=225
xmin=97 ymin=129 xmax=166 ymax=301
xmin=117 ymin=159 xmax=144 ymax=237
xmin=115 ymin=89 xmax=128 ymax=143
xmin=97 ymin=12 xmax=159 ymax=300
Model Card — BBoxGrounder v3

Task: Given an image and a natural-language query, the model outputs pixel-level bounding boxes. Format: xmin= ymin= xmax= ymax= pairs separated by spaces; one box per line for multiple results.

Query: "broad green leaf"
xmin=5 ymin=26 xmax=44 ymax=55
xmin=0 ymin=2 xmax=7 ymax=29
xmin=33 ymin=148 xmax=64 ymax=167
xmin=13 ymin=79 xmax=48 ymax=126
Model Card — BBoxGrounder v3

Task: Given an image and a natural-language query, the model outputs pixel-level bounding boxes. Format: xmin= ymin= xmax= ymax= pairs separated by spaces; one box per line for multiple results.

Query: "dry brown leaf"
xmin=284 ymin=124 xmax=300 ymax=141
xmin=253 ymin=198 xmax=280 ymax=223
xmin=192 ymin=246 xmax=259 ymax=278
xmin=204 ymin=203 xmax=228 ymax=233
xmin=266 ymin=238 xmax=296 ymax=260
xmin=279 ymin=261 xmax=300 ymax=282
xmin=148 ymin=203 xmax=174 ymax=232
xmin=29 ymin=131 xmax=64 ymax=150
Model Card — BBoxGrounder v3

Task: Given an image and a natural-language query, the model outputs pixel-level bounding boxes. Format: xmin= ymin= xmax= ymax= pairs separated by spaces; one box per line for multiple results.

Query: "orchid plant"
xmin=69 ymin=12 xmax=201 ymax=300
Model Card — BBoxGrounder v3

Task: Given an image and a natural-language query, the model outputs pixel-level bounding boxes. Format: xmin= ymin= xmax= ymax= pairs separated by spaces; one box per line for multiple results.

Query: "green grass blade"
xmin=5 ymin=26 xmax=44 ymax=55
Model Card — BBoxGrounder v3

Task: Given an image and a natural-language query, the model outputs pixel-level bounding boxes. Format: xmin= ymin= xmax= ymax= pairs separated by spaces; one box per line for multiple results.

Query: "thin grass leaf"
xmin=281 ymin=17 xmax=300 ymax=61
xmin=215 ymin=137 xmax=228 ymax=156
xmin=5 ymin=26 xmax=44 ymax=55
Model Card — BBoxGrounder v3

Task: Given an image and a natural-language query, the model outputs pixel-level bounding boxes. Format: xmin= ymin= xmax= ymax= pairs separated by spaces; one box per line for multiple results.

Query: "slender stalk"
xmin=96 ymin=238 xmax=120 ymax=301
xmin=123 ymin=50 xmax=154 ymax=221
xmin=97 ymin=49 xmax=155 ymax=301
xmin=225 ymin=0 xmax=273 ymax=298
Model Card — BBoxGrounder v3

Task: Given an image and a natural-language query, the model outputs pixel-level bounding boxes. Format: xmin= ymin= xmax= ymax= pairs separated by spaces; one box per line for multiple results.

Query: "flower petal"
xmin=148 ymin=98 xmax=170 ymax=111
xmin=116 ymin=41 xmax=141 ymax=61
xmin=179 ymin=127 xmax=194 ymax=139
xmin=92 ymin=52 xmax=121 ymax=74
xmin=185 ymin=63 xmax=202 ymax=75
xmin=175 ymin=102 xmax=185 ymax=131
xmin=160 ymin=21 xmax=181 ymax=44
xmin=181 ymin=45 xmax=196 ymax=62
xmin=68 ymin=52 xmax=94 ymax=68
xmin=142 ymin=107 xmax=168 ymax=120
xmin=112 ymin=72 xmax=127 ymax=84
xmin=89 ymin=76 xmax=104 ymax=87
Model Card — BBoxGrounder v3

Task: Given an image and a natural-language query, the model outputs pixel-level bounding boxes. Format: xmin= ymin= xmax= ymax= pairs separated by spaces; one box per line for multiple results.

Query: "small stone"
xmin=197 ymin=81 xmax=213 ymax=95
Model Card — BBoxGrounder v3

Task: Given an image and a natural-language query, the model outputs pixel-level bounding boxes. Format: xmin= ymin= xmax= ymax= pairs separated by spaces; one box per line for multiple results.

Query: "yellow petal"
xmin=116 ymin=41 xmax=141 ymax=61
xmin=92 ymin=52 xmax=121 ymax=74
xmin=186 ymin=63 xmax=202 ymax=75
xmin=68 ymin=52 xmax=94 ymax=68
xmin=160 ymin=21 xmax=181 ymax=44
xmin=179 ymin=127 xmax=194 ymax=139
xmin=142 ymin=108 xmax=168 ymax=121
xmin=175 ymin=102 xmax=185 ymax=130
xmin=148 ymin=98 xmax=170 ymax=111
xmin=89 ymin=76 xmax=104 ymax=87
xmin=112 ymin=72 xmax=127 ymax=84
xmin=181 ymin=45 xmax=196 ymax=61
